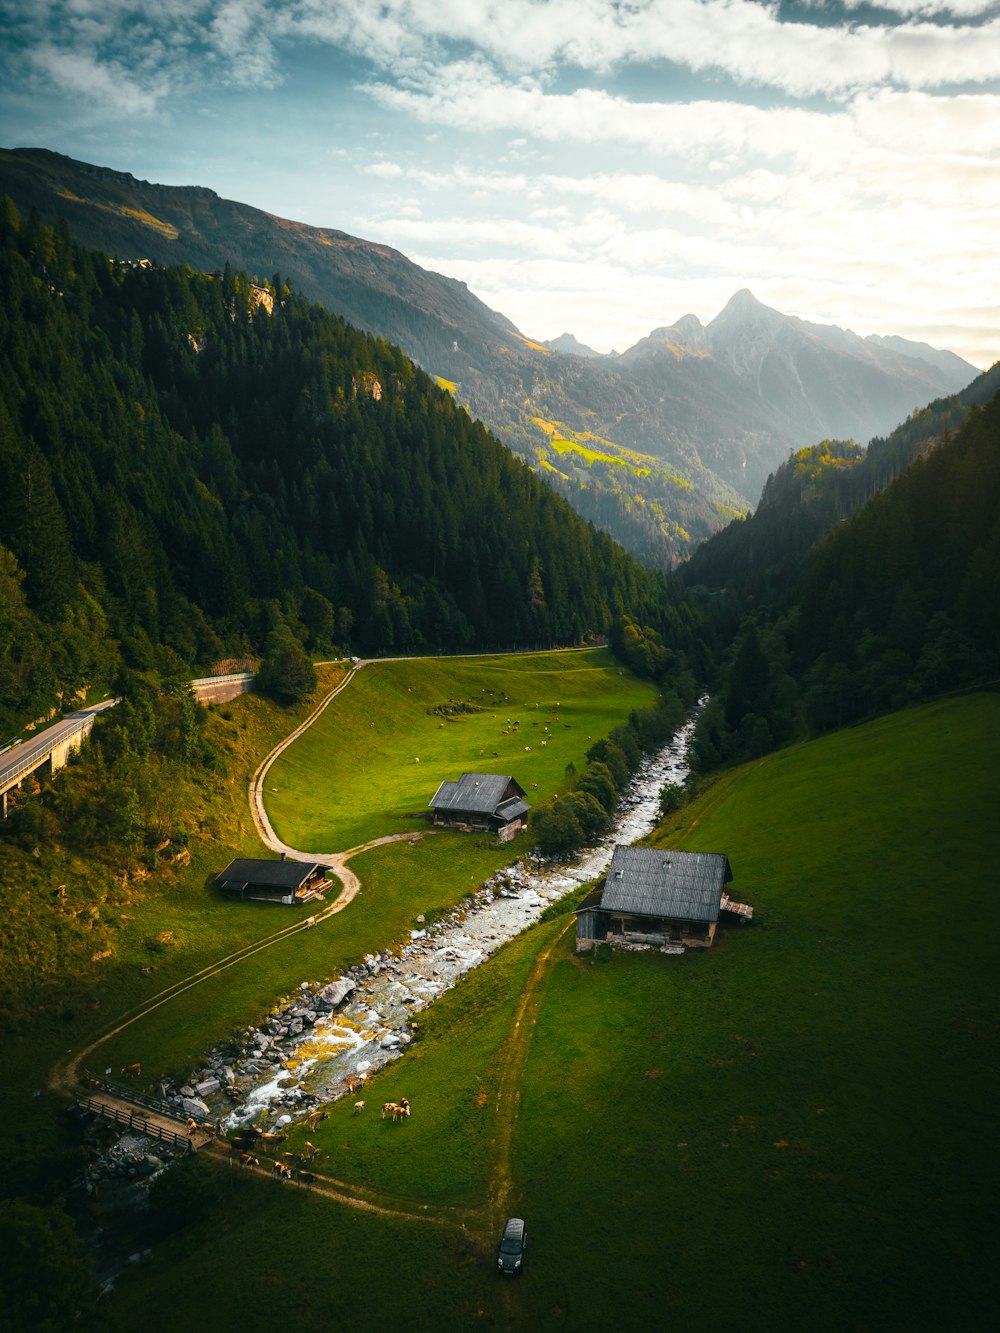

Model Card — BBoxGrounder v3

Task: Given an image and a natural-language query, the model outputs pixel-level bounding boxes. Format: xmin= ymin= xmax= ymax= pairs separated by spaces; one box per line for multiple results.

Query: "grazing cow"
xmin=305 ymin=916 xmax=316 ymax=927
xmin=273 ymin=1161 xmax=293 ymax=1180
xmin=281 ymin=1151 xmax=298 ymax=1165
xmin=354 ymin=1100 xmax=366 ymax=1114
xmin=381 ymin=1102 xmax=398 ymax=1119
xmin=121 ymin=1062 xmax=141 ymax=1078
xmin=531 ymin=782 xmax=538 ymax=789
xmin=239 ymin=1153 xmax=259 ymax=1170
xmin=356 ymin=1073 xmax=367 ymax=1089
xmin=391 ymin=1103 xmax=409 ymax=1123
xmin=303 ymin=1141 xmax=321 ymax=1161
xmin=296 ymin=1169 xmax=317 ymax=1187
xmin=260 ymin=1131 xmax=287 ymax=1148
xmin=492 ymin=751 xmax=499 ymax=758
xmin=307 ymin=1110 xmax=329 ymax=1129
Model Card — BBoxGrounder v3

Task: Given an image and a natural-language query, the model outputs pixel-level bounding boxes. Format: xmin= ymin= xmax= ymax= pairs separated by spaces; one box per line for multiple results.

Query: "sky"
xmin=1 ymin=1 xmax=998 ymax=368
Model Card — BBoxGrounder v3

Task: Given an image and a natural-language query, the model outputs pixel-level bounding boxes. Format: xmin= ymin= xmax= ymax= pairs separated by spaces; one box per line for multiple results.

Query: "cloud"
xmin=280 ymin=0 xmax=1000 ymax=96
xmin=28 ymin=44 xmax=168 ymax=116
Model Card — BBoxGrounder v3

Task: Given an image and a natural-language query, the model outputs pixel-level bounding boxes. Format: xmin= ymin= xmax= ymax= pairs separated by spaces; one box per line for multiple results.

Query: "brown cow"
xmin=296 ymin=1169 xmax=317 ymax=1187
xmin=381 ymin=1102 xmax=398 ymax=1119
xmin=272 ymin=1161 xmax=293 ymax=1180
xmin=306 ymin=1109 xmax=329 ymax=1130
xmin=121 ymin=1062 xmax=141 ymax=1078
xmin=260 ymin=1131 xmax=287 ymax=1148
xmin=303 ymin=1141 xmax=321 ymax=1162
xmin=239 ymin=1153 xmax=259 ymax=1170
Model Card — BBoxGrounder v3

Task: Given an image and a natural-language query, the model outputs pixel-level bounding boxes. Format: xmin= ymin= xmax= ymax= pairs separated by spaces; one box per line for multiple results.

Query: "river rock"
xmin=195 ymin=1078 xmax=220 ymax=1096
xmin=317 ymin=978 xmax=355 ymax=1007
xmin=180 ymin=1096 xmax=210 ymax=1118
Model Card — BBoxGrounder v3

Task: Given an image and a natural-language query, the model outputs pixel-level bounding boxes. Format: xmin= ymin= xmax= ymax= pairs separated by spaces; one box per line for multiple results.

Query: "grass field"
xmin=107 ymin=693 xmax=998 ymax=1330
xmin=265 ymin=649 xmax=658 ymax=852
xmin=1 ymin=651 xmax=655 ymax=1208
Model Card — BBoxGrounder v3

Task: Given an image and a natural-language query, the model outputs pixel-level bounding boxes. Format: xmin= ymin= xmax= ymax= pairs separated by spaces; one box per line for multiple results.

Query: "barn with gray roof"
xmin=216 ymin=857 xmax=330 ymax=905
xmin=576 ymin=846 xmax=749 ymax=951
xmin=428 ymin=772 xmax=530 ymax=842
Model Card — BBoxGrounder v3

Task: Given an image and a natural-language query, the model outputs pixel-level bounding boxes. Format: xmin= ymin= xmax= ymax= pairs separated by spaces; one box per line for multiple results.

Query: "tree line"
xmin=0 ymin=203 xmax=704 ymax=735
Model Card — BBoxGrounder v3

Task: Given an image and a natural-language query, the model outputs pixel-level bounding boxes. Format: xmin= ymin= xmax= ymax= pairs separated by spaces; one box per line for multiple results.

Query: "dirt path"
xmin=52 ymin=651 xmax=585 ymax=1245
xmin=488 ymin=916 xmax=573 ymax=1232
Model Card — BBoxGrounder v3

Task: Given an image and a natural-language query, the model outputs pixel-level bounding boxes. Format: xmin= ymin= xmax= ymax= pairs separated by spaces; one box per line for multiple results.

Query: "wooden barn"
xmin=215 ymin=857 xmax=330 ymax=905
xmin=428 ymin=773 xmax=531 ymax=842
xmin=576 ymin=846 xmax=748 ymax=952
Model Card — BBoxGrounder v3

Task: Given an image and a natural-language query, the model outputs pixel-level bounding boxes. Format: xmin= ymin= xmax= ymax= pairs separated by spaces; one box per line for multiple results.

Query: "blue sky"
xmin=2 ymin=1 xmax=998 ymax=367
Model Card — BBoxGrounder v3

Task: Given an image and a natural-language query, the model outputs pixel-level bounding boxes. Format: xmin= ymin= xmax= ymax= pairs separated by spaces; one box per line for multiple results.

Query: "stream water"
xmin=192 ymin=704 xmax=702 ymax=1131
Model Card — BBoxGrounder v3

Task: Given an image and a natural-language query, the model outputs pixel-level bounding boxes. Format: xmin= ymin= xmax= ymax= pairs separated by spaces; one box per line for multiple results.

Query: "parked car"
xmin=497 ymin=1216 xmax=527 ymax=1275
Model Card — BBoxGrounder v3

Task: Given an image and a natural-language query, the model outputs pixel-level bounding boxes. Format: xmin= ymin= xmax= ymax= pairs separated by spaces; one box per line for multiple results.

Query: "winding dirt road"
xmin=51 ymin=655 xmax=575 ymax=1243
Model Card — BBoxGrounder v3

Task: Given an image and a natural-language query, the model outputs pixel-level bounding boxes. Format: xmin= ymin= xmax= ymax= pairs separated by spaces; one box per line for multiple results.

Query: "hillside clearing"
xmin=108 ymin=693 xmax=998 ymax=1330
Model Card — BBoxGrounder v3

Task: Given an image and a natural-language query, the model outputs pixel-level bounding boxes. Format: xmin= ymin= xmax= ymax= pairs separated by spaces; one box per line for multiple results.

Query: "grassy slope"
xmin=265 ymin=649 xmax=657 ymax=852
xmin=509 ymin=693 xmax=998 ymax=1330
xmin=108 ymin=693 xmax=997 ymax=1331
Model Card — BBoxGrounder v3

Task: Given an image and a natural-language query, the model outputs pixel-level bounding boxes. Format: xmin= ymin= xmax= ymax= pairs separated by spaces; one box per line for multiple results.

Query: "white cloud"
xmin=28 ymin=44 xmax=167 ymax=116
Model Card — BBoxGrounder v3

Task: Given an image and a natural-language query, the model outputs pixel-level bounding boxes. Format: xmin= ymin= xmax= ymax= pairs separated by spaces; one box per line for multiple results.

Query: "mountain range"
xmin=0 ymin=146 xmax=979 ymax=566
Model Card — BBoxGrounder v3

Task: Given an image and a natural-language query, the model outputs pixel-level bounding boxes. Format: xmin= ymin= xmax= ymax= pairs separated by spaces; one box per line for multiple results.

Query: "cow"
xmin=303 ymin=1141 xmax=321 ymax=1161
xmin=272 ymin=1161 xmax=292 ymax=1180
xmin=239 ymin=1153 xmax=259 ymax=1170
xmin=121 ymin=1062 xmax=141 ymax=1078
xmin=296 ymin=1169 xmax=317 ymax=1187
xmin=381 ymin=1102 xmax=398 ymax=1119
xmin=306 ymin=1110 xmax=329 ymax=1130
xmin=354 ymin=1100 xmax=366 ymax=1114
xmin=260 ymin=1131 xmax=287 ymax=1148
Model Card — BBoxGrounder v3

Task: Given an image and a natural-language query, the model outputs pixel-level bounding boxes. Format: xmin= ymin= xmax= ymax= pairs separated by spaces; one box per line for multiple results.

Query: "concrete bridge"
xmin=190 ymin=671 xmax=255 ymax=704
xmin=0 ymin=698 xmax=119 ymax=818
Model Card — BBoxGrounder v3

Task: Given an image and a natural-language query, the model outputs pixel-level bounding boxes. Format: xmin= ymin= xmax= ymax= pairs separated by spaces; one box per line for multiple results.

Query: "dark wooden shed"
xmin=428 ymin=773 xmax=530 ymax=842
xmin=576 ymin=846 xmax=739 ymax=951
xmin=216 ymin=858 xmax=330 ymax=905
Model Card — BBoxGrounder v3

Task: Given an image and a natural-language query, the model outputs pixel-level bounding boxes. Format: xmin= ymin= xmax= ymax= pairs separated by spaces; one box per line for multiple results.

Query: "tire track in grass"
xmin=489 ymin=916 xmax=574 ymax=1230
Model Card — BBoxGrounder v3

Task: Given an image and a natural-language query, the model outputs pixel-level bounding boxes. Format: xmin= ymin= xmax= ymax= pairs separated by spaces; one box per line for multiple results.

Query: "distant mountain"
xmin=543 ymin=332 xmax=601 ymax=357
xmin=0 ymin=147 xmax=979 ymax=567
xmin=700 ymin=289 xmax=974 ymax=450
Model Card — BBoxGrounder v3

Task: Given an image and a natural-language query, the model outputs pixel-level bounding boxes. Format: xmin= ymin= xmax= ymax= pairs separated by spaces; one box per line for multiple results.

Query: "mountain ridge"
xmin=0 ymin=146 xmax=978 ymax=567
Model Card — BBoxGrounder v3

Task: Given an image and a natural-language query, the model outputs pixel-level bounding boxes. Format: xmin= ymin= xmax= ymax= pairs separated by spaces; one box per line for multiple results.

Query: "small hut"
xmin=428 ymin=773 xmax=530 ymax=842
xmin=216 ymin=858 xmax=330 ymax=905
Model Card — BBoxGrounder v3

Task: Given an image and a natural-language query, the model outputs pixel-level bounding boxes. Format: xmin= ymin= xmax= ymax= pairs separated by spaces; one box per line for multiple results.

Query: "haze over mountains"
xmin=0 ymin=147 xmax=978 ymax=567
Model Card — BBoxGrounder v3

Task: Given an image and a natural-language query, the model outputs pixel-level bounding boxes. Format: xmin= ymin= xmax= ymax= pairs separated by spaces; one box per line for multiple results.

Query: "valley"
xmin=0 ymin=147 xmax=978 ymax=567
xmin=0 ymin=168 xmax=996 ymax=1333
xmin=57 ymin=679 xmax=998 ymax=1331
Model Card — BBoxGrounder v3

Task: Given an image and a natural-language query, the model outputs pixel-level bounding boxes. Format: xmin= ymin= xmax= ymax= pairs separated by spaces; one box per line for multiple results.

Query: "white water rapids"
xmin=215 ymin=704 xmax=702 ymax=1129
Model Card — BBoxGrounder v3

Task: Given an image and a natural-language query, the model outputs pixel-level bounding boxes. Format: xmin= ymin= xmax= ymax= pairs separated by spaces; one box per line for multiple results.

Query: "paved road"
xmin=0 ymin=698 xmax=119 ymax=792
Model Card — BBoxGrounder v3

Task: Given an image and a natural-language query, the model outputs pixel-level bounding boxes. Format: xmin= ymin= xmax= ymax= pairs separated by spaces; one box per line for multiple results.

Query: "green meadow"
xmin=265 ymin=649 xmax=658 ymax=852
xmin=108 ymin=692 xmax=998 ymax=1330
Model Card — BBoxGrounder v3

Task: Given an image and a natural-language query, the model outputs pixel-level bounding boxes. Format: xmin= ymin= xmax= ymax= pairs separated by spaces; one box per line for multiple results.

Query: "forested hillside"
xmin=0 ymin=203 xmax=699 ymax=736
xmin=689 ymin=388 xmax=1000 ymax=771
xmin=680 ymin=361 xmax=1000 ymax=609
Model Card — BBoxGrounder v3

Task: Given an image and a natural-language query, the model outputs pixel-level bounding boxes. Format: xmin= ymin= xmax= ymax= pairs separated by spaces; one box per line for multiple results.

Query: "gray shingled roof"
xmin=495 ymin=796 xmax=530 ymax=822
xmin=429 ymin=773 xmax=519 ymax=815
xmin=216 ymin=858 xmax=324 ymax=890
xmin=601 ymin=847 xmax=732 ymax=924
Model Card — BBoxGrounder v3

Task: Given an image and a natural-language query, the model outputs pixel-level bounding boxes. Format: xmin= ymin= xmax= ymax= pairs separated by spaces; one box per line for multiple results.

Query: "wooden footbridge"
xmin=74 ymin=1074 xmax=216 ymax=1152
